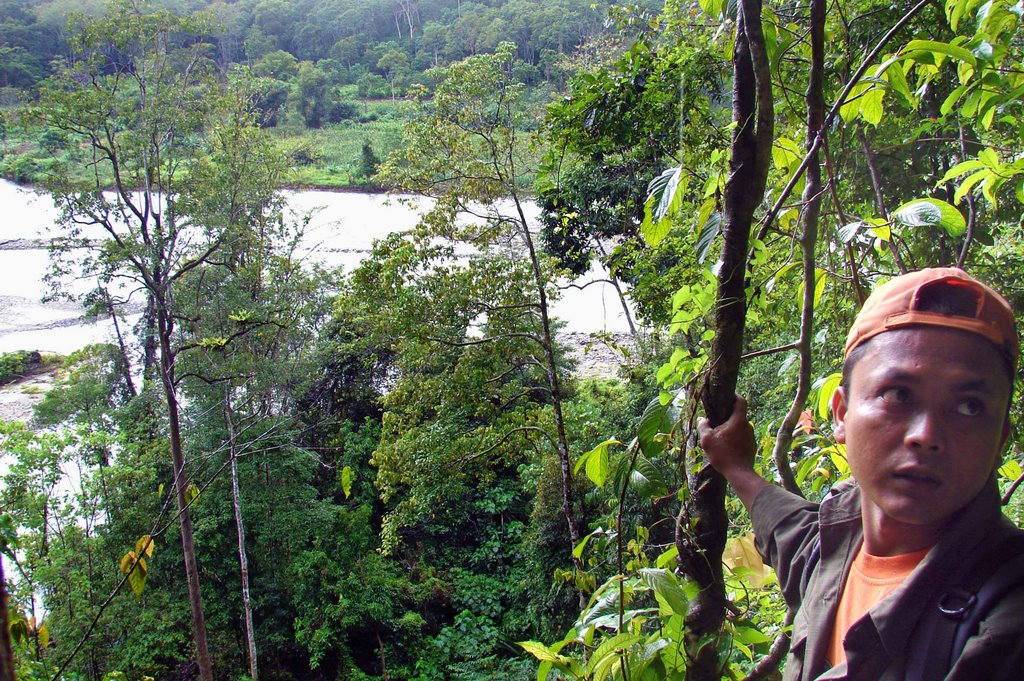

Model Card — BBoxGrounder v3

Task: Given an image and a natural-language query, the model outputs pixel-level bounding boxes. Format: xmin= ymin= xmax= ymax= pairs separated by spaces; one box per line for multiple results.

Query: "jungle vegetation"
xmin=3 ymin=0 xmax=1024 ymax=680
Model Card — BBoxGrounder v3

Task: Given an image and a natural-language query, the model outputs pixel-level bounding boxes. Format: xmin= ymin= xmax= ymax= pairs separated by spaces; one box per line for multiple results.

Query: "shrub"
xmin=0 ymin=350 xmax=40 ymax=385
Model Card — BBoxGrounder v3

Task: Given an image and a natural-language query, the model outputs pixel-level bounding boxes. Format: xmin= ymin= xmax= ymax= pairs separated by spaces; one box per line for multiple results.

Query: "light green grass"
xmin=271 ymin=97 xmax=410 ymax=188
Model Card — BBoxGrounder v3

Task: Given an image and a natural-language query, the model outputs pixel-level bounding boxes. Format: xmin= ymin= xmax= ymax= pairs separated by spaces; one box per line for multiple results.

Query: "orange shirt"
xmin=827 ymin=545 xmax=931 ymax=666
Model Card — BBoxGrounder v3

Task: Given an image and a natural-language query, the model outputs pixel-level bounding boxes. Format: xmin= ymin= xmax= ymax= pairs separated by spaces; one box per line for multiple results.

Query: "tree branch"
xmin=752 ymin=0 xmax=932 ymax=249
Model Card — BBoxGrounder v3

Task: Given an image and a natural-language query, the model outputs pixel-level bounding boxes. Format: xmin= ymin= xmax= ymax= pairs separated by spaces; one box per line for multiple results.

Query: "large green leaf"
xmin=815 ymin=373 xmax=843 ymax=420
xmin=696 ymin=210 xmax=723 ymax=263
xmin=903 ymin=39 xmax=977 ymax=68
xmin=128 ymin=557 xmax=148 ymax=597
xmin=637 ymin=397 xmax=674 ymax=458
xmin=641 ymin=166 xmax=685 ymax=246
xmin=575 ymin=438 xmax=623 ymax=488
xmin=629 ymin=454 xmax=669 ymax=498
xmin=892 ymin=198 xmax=967 ymax=236
xmin=587 ymin=633 xmax=645 ymax=680
xmin=639 ymin=568 xmax=689 ymax=616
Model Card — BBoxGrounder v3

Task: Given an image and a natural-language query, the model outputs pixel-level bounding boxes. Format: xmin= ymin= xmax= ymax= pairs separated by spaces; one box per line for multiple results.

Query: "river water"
xmin=0 ymin=179 xmax=633 ymax=355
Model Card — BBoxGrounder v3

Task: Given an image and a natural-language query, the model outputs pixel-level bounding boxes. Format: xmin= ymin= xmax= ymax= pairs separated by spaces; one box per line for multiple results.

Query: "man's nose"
xmin=904 ymin=409 xmax=943 ymax=451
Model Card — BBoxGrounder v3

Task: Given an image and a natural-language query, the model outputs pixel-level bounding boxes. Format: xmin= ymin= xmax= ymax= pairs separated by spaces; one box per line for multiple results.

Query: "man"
xmin=699 ymin=267 xmax=1024 ymax=680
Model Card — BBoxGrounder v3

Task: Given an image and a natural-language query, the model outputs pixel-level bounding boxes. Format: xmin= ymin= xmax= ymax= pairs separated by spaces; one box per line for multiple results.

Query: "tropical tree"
xmin=377 ymin=41 xmax=587 ymax=576
xmin=33 ymin=3 xmax=288 ymax=678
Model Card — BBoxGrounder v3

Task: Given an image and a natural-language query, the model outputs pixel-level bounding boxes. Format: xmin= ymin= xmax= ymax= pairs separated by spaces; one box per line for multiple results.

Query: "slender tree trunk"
xmin=0 ymin=558 xmax=14 ymax=681
xmin=225 ymin=393 xmax=259 ymax=681
xmin=103 ymin=287 xmax=137 ymax=398
xmin=141 ymin=293 xmax=159 ymax=380
xmin=858 ymin=126 xmax=907 ymax=272
xmin=376 ymin=626 xmax=389 ymax=681
xmin=679 ymin=0 xmax=773 ymax=678
xmin=157 ymin=306 xmax=214 ymax=681
xmin=596 ymin=241 xmax=638 ymax=337
xmin=512 ymin=196 xmax=583 ymax=573
xmin=771 ymin=0 xmax=826 ymax=499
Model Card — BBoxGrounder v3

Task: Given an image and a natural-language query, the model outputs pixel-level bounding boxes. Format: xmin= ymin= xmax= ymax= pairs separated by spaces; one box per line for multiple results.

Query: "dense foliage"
xmin=3 ymin=0 xmax=1024 ymax=680
xmin=0 ymin=0 xmax=659 ymax=186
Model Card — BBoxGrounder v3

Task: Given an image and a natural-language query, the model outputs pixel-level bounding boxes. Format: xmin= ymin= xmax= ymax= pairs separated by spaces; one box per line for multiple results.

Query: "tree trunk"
xmin=104 ymin=287 xmax=137 ymax=398
xmin=679 ymin=0 xmax=773 ymax=678
xmin=157 ymin=306 xmax=214 ymax=681
xmin=512 ymin=196 xmax=584 ymax=576
xmin=596 ymin=240 xmax=638 ymax=337
xmin=0 ymin=558 xmax=14 ymax=681
xmin=140 ymin=293 xmax=159 ymax=381
xmin=225 ymin=393 xmax=259 ymax=681
xmin=770 ymin=0 xmax=826 ymax=499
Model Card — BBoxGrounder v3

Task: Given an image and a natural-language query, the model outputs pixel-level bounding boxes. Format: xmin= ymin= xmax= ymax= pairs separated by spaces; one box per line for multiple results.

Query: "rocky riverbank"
xmin=0 ymin=361 xmax=58 ymax=424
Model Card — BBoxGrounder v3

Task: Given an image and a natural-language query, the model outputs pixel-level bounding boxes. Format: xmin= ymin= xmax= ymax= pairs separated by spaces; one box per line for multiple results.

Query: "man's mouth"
xmin=892 ymin=469 xmax=940 ymax=487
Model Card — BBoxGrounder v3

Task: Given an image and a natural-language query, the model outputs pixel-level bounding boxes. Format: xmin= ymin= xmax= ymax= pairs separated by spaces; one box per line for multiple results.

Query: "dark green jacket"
xmin=751 ymin=478 xmax=1024 ymax=680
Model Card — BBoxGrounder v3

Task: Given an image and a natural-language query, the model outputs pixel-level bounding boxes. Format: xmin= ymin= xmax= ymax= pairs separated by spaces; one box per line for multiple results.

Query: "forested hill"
xmin=0 ymin=0 xmax=656 ymax=89
xmin=1 ymin=0 xmax=660 ymax=188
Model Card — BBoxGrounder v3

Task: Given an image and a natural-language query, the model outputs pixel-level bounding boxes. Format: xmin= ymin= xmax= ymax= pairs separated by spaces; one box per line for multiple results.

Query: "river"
xmin=0 ymin=179 xmax=633 ymax=357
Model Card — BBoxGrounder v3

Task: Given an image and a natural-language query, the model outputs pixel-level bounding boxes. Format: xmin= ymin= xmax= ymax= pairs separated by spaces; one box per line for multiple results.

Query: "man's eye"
xmin=955 ymin=399 xmax=984 ymax=417
xmin=880 ymin=387 xmax=911 ymax=404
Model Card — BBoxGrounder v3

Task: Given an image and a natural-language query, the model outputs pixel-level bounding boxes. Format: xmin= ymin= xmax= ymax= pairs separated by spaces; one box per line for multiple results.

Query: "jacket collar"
xmin=818 ymin=477 xmax=1004 ymax=671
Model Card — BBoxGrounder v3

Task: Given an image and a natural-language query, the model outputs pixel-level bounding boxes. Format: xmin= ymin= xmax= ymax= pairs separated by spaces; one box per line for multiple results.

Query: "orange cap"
xmin=845 ymin=267 xmax=1018 ymax=363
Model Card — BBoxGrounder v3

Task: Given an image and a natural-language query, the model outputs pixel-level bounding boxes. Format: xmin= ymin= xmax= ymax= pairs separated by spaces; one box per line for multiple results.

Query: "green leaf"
xmin=941 ymin=83 xmax=971 ymax=116
xmin=796 ymin=268 xmax=827 ymax=311
xmin=185 ymin=482 xmax=201 ymax=506
xmin=0 ymin=513 xmax=17 ymax=558
xmin=892 ymin=198 xmax=966 ymax=236
xmin=815 ymin=373 xmax=843 ymax=420
xmin=939 ymin=159 xmax=989 ymax=184
xmin=637 ymin=397 xmax=673 ymax=458
xmin=876 ymin=54 xmax=914 ymax=106
xmin=954 ymin=170 xmax=990 ymax=205
xmin=577 ymin=439 xmax=622 ymax=487
xmin=656 ymin=545 xmax=679 ymax=569
xmin=10 ymin=618 xmax=28 ymax=644
xmin=135 ymin=535 xmax=154 ymax=558
xmin=860 ymin=82 xmax=885 ymax=126
xmin=696 ymin=210 xmax=722 ymax=264
xmin=519 ymin=640 xmax=575 ymax=667
xmin=828 ymin=445 xmax=850 ymax=476
xmin=698 ymin=0 xmax=726 ymax=19
xmin=903 ymin=39 xmax=977 ymax=68
xmin=838 ymin=221 xmax=866 ymax=244
xmin=642 ymin=166 xmax=684 ymax=246
xmin=733 ymin=625 xmax=772 ymax=645
xmin=630 ymin=454 xmax=669 ymax=499
xmin=639 ymin=568 xmax=689 ymax=616
xmin=128 ymin=557 xmax=148 ymax=597
xmin=999 ymin=460 xmax=1023 ymax=482
xmin=840 ymin=81 xmax=868 ymax=122
xmin=572 ymin=531 xmax=593 ymax=560
xmin=341 ymin=466 xmax=355 ymax=499
xmin=589 ymin=633 xmax=644 ymax=681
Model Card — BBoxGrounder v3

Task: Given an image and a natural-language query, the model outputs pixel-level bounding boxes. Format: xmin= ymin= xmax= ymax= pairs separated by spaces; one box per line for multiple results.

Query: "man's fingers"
xmin=732 ymin=394 xmax=747 ymax=421
xmin=697 ymin=417 xmax=712 ymax=443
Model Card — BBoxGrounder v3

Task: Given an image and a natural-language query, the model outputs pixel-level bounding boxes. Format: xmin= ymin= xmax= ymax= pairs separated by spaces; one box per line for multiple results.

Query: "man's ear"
xmin=831 ymin=386 xmax=848 ymax=444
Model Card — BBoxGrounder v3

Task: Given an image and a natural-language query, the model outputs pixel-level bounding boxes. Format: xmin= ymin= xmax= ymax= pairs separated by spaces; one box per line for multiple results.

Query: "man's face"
xmin=831 ymin=327 xmax=1011 ymax=554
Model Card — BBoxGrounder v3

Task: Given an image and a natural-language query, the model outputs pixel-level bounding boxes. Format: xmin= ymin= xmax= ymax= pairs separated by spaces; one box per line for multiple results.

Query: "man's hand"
xmin=697 ymin=395 xmax=769 ymax=512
